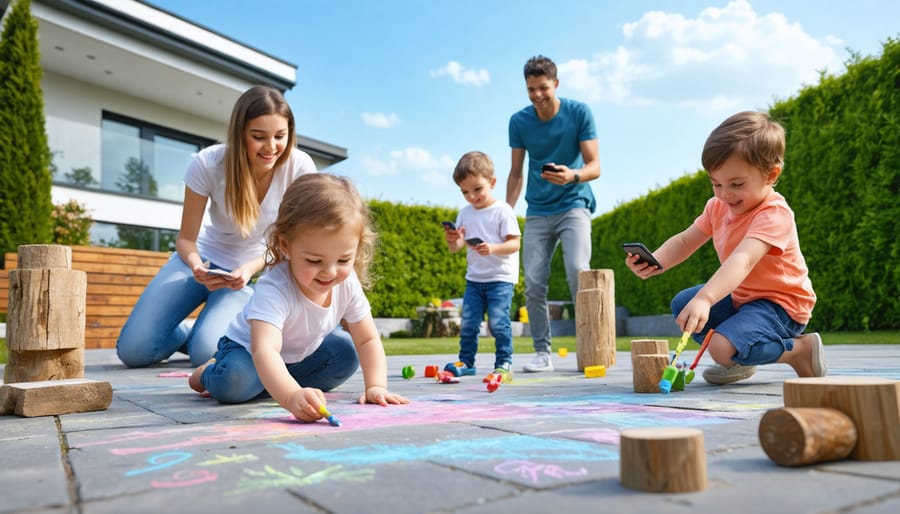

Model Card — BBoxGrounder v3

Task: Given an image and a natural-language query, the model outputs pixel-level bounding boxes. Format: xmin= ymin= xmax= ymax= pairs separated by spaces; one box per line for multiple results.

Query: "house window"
xmin=99 ymin=112 xmax=215 ymax=202
xmin=91 ymin=221 xmax=178 ymax=252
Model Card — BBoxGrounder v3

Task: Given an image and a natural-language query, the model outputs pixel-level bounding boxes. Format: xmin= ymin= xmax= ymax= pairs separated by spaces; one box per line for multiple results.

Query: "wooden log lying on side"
xmin=758 ymin=407 xmax=857 ymax=466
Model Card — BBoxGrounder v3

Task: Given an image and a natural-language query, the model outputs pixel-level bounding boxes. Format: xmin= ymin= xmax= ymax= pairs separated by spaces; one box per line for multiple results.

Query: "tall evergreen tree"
xmin=0 ymin=0 xmax=54 ymax=260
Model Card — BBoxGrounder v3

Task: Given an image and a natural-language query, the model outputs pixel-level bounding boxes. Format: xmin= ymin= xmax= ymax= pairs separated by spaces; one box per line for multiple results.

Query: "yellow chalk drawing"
xmin=198 ymin=454 xmax=259 ymax=466
xmin=227 ymin=464 xmax=374 ymax=495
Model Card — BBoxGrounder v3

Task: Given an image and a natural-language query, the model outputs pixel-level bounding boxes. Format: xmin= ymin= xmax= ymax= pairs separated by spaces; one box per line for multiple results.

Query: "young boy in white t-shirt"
xmin=443 ymin=151 xmax=521 ymax=381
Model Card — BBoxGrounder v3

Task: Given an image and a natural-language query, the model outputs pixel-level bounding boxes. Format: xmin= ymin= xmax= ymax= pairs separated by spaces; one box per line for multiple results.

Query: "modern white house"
xmin=0 ymin=0 xmax=347 ymax=251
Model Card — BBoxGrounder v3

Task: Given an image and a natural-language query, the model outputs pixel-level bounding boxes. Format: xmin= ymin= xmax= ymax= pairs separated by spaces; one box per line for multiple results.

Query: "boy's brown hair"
xmin=702 ymin=111 xmax=785 ymax=174
xmin=453 ymin=151 xmax=495 ymax=185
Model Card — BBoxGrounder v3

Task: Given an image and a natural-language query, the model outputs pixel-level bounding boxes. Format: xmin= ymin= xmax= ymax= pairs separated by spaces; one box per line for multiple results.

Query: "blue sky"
xmin=147 ymin=0 xmax=899 ymax=217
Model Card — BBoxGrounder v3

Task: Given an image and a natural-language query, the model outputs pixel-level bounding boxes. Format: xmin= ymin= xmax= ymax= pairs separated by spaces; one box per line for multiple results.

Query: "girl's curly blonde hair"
xmin=265 ymin=174 xmax=377 ymax=289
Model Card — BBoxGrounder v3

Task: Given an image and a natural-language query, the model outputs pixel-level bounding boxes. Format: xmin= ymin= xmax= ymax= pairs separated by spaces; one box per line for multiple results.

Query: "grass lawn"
xmin=0 ymin=331 xmax=897 ymax=364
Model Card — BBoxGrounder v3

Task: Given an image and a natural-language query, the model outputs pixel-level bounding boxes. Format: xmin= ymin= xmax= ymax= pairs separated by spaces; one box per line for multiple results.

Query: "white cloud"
xmin=559 ymin=0 xmax=845 ymax=109
xmin=430 ymin=60 xmax=491 ymax=87
xmin=361 ymin=112 xmax=399 ymax=128
xmin=361 ymin=147 xmax=456 ymax=185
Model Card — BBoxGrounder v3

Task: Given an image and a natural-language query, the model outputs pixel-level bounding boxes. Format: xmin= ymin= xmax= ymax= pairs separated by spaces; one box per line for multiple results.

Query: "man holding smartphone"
xmin=506 ymin=55 xmax=601 ymax=373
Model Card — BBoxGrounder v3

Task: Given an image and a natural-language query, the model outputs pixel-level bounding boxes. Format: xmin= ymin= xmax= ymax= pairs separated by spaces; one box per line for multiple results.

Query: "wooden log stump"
xmin=0 ymin=379 xmax=112 ymax=417
xmin=4 ymin=244 xmax=87 ymax=383
xmin=631 ymin=339 xmax=669 ymax=357
xmin=575 ymin=269 xmax=615 ymax=371
xmin=620 ymin=427 xmax=707 ymax=493
xmin=758 ymin=407 xmax=857 ymax=466
xmin=783 ymin=377 xmax=900 ymax=461
xmin=633 ymin=354 xmax=669 ymax=393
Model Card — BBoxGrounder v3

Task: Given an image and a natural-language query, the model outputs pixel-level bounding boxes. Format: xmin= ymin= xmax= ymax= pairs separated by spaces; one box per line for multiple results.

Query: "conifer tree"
xmin=0 ymin=0 xmax=54 ymax=259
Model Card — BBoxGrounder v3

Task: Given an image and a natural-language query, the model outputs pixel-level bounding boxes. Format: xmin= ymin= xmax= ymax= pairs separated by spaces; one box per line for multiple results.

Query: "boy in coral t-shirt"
xmin=625 ymin=111 xmax=825 ymax=385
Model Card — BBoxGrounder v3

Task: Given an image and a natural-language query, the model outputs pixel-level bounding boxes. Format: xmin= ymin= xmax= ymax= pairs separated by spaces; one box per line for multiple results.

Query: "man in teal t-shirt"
xmin=506 ymin=55 xmax=601 ymax=373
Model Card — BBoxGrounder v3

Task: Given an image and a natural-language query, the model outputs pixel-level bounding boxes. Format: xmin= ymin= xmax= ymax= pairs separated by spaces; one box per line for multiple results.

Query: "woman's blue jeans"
xmin=458 ymin=280 xmax=514 ymax=369
xmin=116 ymin=254 xmax=253 ymax=367
xmin=200 ymin=329 xmax=360 ymax=404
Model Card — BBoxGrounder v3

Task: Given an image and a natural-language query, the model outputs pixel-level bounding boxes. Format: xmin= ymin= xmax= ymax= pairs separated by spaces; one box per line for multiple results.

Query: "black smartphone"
xmin=542 ymin=163 xmax=561 ymax=173
xmin=465 ymin=237 xmax=484 ymax=246
xmin=622 ymin=242 xmax=663 ymax=269
xmin=441 ymin=221 xmax=456 ymax=230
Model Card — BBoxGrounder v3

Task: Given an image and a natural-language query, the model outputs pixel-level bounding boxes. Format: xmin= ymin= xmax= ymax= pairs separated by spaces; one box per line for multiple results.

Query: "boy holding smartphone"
xmin=625 ymin=111 xmax=825 ymax=385
xmin=443 ymin=151 xmax=521 ymax=380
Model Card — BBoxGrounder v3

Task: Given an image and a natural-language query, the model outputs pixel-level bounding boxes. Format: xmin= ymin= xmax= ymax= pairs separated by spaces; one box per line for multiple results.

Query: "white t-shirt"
xmin=225 ymin=261 xmax=371 ymax=363
xmin=184 ymin=144 xmax=317 ymax=270
xmin=455 ymin=200 xmax=521 ymax=284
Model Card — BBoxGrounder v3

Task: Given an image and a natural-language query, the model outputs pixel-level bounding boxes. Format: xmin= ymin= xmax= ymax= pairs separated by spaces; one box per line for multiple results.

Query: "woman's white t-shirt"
xmin=225 ymin=262 xmax=371 ymax=363
xmin=183 ymin=144 xmax=317 ymax=270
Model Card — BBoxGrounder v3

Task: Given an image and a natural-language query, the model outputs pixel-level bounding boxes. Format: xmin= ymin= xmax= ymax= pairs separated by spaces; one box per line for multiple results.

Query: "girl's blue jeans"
xmin=458 ymin=280 xmax=514 ymax=369
xmin=670 ymin=284 xmax=806 ymax=365
xmin=200 ymin=329 xmax=359 ymax=404
xmin=116 ymin=253 xmax=253 ymax=367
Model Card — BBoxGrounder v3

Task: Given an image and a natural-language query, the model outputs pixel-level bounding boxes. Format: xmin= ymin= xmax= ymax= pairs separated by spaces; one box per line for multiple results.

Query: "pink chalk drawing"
xmin=494 ymin=460 xmax=588 ymax=485
xmin=151 ymin=469 xmax=218 ymax=488
xmin=157 ymin=371 xmax=192 ymax=378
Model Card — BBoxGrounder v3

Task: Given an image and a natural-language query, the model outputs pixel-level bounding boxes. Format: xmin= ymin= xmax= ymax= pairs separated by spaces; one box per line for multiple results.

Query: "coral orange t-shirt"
xmin=694 ymin=191 xmax=816 ymax=324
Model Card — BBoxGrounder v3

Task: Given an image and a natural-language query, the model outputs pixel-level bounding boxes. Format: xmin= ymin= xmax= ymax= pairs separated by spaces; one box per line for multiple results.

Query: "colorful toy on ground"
xmin=424 ymin=365 xmax=439 ymax=378
xmin=558 ymin=348 xmax=568 ymax=357
xmin=483 ymin=372 xmax=504 ymax=393
xmin=435 ymin=370 xmax=460 ymax=383
xmin=584 ymin=365 xmax=606 ymax=378
xmin=401 ymin=365 xmax=415 ymax=379
xmin=444 ymin=361 xmax=476 ymax=377
xmin=685 ymin=330 xmax=715 ymax=384
xmin=660 ymin=331 xmax=691 ymax=394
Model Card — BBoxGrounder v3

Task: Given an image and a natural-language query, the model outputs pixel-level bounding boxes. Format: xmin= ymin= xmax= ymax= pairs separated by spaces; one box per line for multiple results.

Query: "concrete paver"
xmin=1 ymin=345 xmax=899 ymax=513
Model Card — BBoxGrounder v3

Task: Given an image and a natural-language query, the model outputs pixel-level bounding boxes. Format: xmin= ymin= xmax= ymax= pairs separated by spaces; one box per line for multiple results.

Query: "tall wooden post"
xmin=575 ymin=269 xmax=616 ymax=371
xmin=4 ymin=245 xmax=87 ymax=383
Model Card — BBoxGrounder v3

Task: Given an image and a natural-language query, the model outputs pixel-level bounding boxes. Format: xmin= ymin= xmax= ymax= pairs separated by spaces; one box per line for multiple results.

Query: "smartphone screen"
xmin=542 ymin=163 xmax=561 ymax=173
xmin=465 ymin=237 xmax=484 ymax=246
xmin=621 ymin=242 xmax=663 ymax=269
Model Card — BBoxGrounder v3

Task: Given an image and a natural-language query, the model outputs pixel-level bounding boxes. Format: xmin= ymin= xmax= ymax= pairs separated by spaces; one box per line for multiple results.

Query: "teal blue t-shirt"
xmin=508 ymin=97 xmax=597 ymax=216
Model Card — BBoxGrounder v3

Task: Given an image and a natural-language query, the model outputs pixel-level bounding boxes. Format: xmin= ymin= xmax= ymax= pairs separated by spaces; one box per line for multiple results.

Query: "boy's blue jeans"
xmin=522 ymin=208 xmax=592 ymax=353
xmin=671 ymin=284 xmax=806 ymax=366
xmin=458 ymin=280 xmax=514 ymax=369
xmin=200 ymin=329 xmax=360 ymax=404
xmin=116 ymin=253 xmax=253 ymax=368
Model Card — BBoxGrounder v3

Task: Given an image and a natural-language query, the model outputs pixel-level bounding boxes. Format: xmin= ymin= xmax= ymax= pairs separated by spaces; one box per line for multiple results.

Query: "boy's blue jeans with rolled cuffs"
xmin=116 ymin=253 xmax=253 ymax=368
xmin=200 ymin=328 xmax=360 ymax=404
xmin=458 ymin=280 xmax=514 ymax=369
xmin=671 ymin=284 xmax=806 ymax=366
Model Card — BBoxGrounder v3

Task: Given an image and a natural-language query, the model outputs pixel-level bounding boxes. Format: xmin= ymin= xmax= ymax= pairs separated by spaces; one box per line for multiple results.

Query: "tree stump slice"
xmin=0 ymin=379 xmax=112 ymax=417
xmin=758 ymin=407 xmax=857 ymax=466
xmin=575 ymin=269 xmax=616 ymax=371
xmin=3 ymin=347 xmax=84 ymax=383
xmin=783 ymin=377 xmax=900 ymax=461
xmin=16 ymin=244 xmax=72 ymax=269
xmin=631 ymin=339 xmax=669 ymax=357
xmin=633 ymin=354 xmax=670 ymax=393
xmin=620 ymin=427 xmax=707 ymax=493
xmin=8 ymin=268 xmax=86 ymax=351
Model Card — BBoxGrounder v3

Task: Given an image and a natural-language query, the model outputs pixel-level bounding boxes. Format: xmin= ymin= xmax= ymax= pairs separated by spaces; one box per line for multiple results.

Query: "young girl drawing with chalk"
xmin=190 ymin=174 xmax=409 ymax=421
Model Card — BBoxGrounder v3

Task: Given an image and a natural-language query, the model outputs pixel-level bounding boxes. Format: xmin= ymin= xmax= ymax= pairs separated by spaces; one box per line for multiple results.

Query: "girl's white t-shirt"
xmin=225 ymin=261 xmax=371 ymax=363
xmin=184 ymin=144 xmax=317 ymax=270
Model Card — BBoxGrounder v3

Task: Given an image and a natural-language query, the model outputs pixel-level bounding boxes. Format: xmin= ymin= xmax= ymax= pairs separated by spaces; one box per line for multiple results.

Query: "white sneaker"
xmin=523 ymin=352 xmax=554 ymax=373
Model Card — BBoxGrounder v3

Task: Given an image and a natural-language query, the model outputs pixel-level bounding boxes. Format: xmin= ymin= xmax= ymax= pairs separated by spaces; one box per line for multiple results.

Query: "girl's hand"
xmin=625 ymin=253 xmax=663 ymax=280
xmin=285 ymin=387 xmax=327 ymax=422
xmin=357 ymin=386 xmax=410 ymax=406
